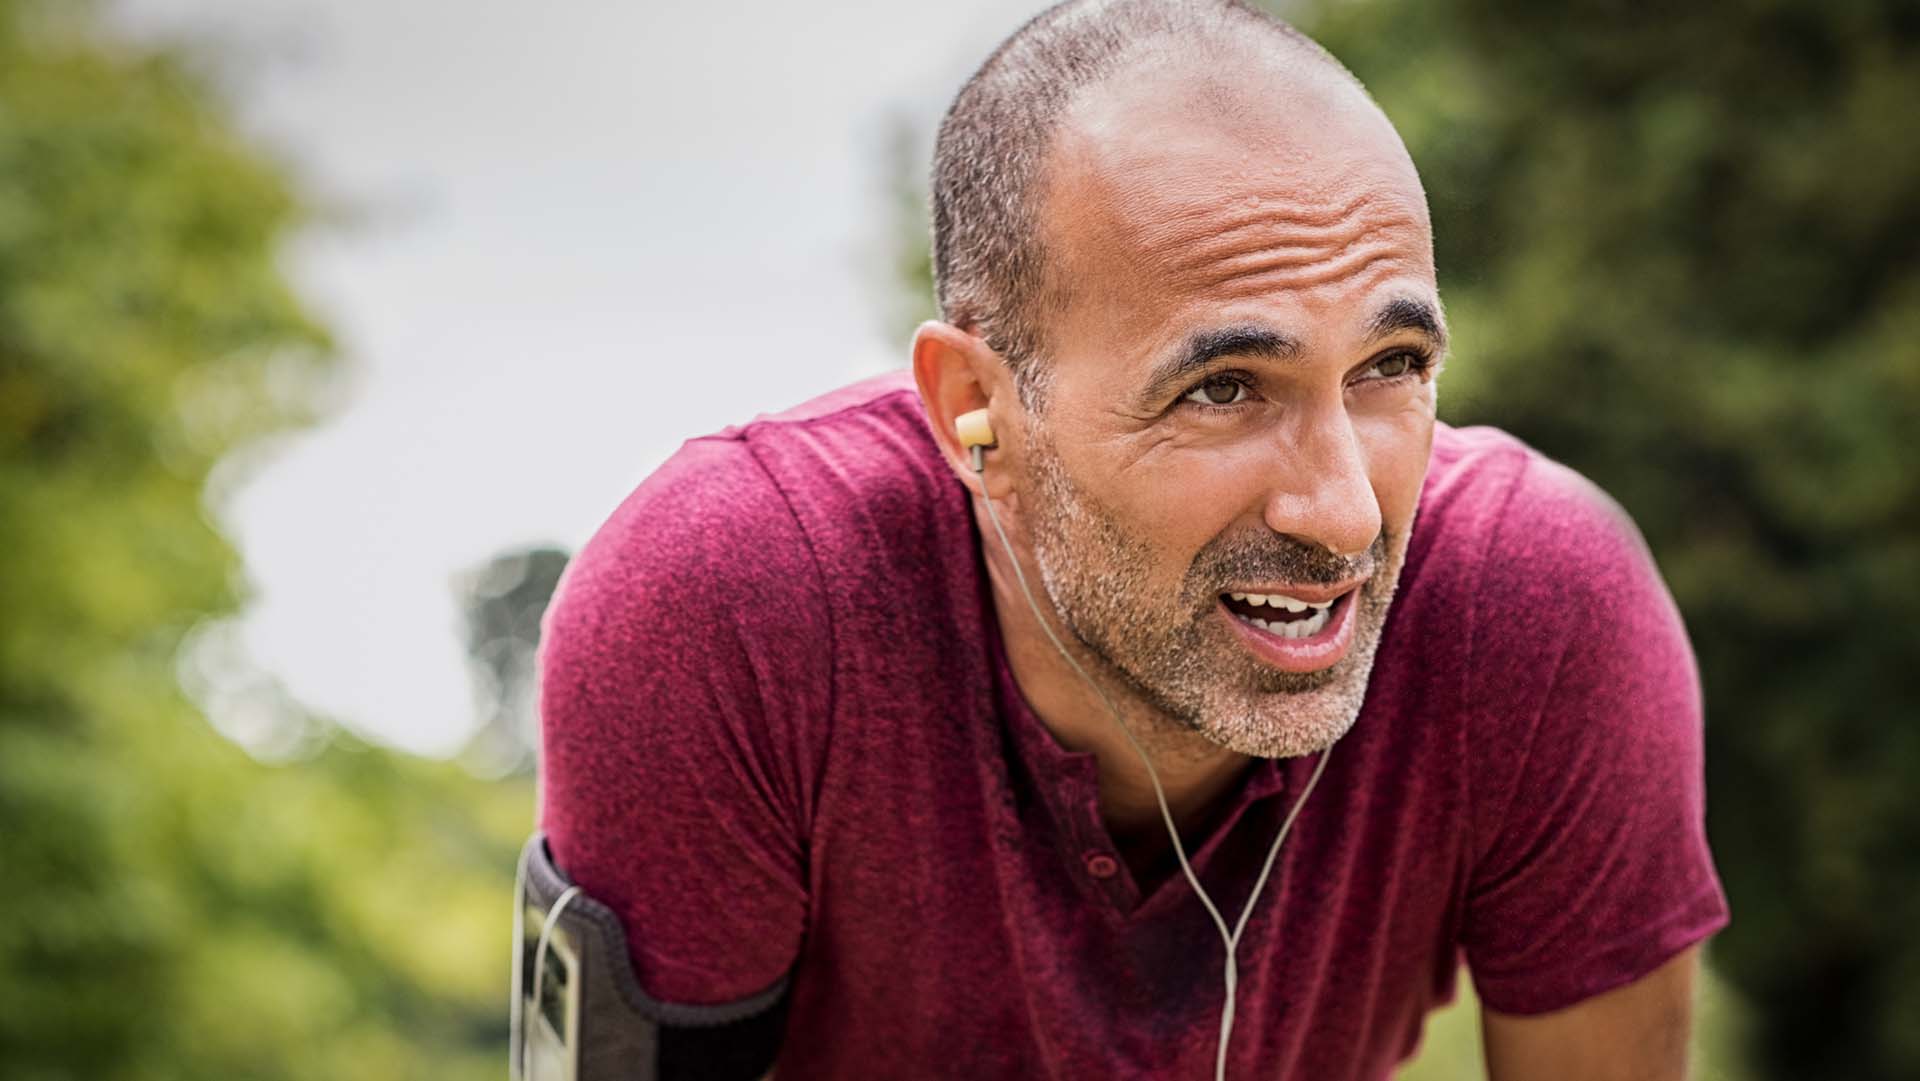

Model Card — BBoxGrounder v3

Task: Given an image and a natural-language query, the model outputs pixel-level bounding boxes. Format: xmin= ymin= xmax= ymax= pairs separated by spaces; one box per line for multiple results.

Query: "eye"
xmin=1361 ymin=350 xmax=1434 ymax=384
xmin=1375 ymin=353 xmax=1414 ymax=378
xmin=1181 ymin=374 xmax=1251 ymax=407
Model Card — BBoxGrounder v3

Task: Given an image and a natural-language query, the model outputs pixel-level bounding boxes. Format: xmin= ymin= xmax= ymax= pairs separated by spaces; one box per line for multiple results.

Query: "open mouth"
xmin=1217 ymin=582 xmax=1366 ymax=673
xmin=1219 ymin=588 xmax=1353 ymax=641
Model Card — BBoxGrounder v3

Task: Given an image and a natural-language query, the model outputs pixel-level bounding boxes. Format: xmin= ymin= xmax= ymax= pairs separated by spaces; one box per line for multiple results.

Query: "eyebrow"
xmin=1365 ymin=296 xmax=1449 ymax=355
xmin=1136 ymin=325 xmax=1301 ymax=407
xmin=1135 ymin=295 xmax=1449 ymax=407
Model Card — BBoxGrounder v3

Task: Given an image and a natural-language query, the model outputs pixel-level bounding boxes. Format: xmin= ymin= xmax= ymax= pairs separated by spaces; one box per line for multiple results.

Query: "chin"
xmin=1192 ymin=569 xmax=1402 ymax=759
xmin=1192 ymin=674 xmax=1371 ymax=759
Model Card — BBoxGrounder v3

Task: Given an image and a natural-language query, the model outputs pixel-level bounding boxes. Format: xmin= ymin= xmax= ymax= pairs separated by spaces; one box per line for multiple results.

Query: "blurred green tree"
xmin=0 ymin=2 xmax=528 ymax=1078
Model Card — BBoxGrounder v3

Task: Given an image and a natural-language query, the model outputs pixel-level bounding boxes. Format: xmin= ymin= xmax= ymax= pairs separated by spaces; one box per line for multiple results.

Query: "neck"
xmin=974 ymin=492 xmax=1255 ymax=843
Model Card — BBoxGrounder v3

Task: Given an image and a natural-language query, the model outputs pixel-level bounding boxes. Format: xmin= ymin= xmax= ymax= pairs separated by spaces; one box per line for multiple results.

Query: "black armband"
xmin=511 ymin=832 xmax=791 ymax=1081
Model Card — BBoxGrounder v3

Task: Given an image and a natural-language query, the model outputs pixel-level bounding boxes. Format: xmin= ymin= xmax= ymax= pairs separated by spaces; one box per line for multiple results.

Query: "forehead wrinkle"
xmin=1056 ymin=117 xmax=1424 ymax=259
xmin=1040 ymin=58 xmax=1434 ymax=356
xmin=1197 ymin=243 xmax=1408 ymax=297
xmin=1093 ymin=169 xmax=1411 ymax=243
xmin=1166 ymin=212 xmax=1427 ymax=295
xmin=1130 ymin=186 xmax=1380 ymax=247
xmin=1110 ymin=180 xmax=1429 ymax=286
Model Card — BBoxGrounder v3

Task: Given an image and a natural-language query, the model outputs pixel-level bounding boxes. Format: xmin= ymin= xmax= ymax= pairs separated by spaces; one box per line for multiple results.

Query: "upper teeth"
xmin=1229 ymin=591 xmax=1334 ymax=613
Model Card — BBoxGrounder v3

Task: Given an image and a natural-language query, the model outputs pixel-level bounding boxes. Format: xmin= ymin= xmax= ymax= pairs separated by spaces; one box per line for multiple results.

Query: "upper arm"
xmin=1482 ymin=944 xmax=1700 ymax=1081
xmin=537 ymin=437 xmax=828 ymax=1010
xmin=1459 ymin=455 xmax=1730 ymax=1014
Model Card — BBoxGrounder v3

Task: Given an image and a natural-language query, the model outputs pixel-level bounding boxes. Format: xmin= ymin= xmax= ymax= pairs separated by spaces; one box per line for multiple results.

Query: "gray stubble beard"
xmin=1020 ymin=428 xmax=1414 ymax=761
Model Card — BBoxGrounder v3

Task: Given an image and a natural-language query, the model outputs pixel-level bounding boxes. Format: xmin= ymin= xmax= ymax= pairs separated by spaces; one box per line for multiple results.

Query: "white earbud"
xmin=956 ymin=408 xmax=995 ymax=473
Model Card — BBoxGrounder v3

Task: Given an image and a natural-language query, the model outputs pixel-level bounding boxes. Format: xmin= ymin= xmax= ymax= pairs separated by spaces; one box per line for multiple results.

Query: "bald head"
xmin=930 ymin=0 xmax=1384 ymax=404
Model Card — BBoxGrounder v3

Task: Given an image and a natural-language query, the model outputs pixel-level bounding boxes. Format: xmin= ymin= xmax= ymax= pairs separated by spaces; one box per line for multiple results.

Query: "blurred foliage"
xmin=453 ymin=545 xmax=570 ymax=780
xmin=880 ymin=110 xmax=940 ymax=349
xmin=0 ymin=2 xmax=529 ymax=1078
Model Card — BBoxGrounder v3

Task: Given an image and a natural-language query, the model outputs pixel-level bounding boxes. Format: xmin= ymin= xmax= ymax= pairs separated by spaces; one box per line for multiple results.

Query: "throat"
xmin=1107 ymin=789 xmax=1241 ymax=892
xmin=1098 ymin=757 xmax=1255 ymax=883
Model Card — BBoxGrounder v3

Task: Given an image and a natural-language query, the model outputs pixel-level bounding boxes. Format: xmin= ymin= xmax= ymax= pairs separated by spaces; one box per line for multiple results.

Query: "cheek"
xmin=1076 ymin=385 xmax=1436 ymax=564
xmin=1094 ymin=439 xmax=1278 ymax=566
xmin=1354 ymin=388 xmax=1436 ymax=529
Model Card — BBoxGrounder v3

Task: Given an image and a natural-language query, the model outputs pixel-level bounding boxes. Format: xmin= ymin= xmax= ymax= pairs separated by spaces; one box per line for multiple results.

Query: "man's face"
xmin=1014 ymin=57 xmax=1444 ymax=759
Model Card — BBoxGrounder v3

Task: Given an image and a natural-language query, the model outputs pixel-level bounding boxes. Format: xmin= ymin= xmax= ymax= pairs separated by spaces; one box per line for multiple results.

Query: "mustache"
xmin=1188 ymin=529 xmax=1387 ymax=594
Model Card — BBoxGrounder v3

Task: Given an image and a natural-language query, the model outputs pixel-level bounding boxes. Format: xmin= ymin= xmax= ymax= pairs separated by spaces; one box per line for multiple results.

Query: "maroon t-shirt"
xmin=537 ymin=371 xmax=1730 ymax=1079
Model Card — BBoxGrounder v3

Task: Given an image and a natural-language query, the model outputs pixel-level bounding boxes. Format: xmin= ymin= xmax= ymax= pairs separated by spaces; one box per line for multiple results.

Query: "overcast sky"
xmin=109 ymin=0 xmax=1049 ymax=757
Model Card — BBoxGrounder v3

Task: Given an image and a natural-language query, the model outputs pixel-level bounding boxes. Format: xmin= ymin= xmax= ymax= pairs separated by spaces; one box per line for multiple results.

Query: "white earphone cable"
xmin=971 ymin=444 xmax=1329 ymax=1081
xmin=529 ymin=885 xmax=583 ymax=1043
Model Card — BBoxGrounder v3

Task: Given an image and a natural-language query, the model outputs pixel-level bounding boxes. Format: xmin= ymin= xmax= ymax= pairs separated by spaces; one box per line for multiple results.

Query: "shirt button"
xmin=1083 ymin=851 xmax=1120 ymax=879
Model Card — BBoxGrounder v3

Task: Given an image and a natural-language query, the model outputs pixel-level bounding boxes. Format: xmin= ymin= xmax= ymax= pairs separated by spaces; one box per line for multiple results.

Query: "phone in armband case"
xmin=512 ymin=843 xmax=584 ymax=1081
xmin=509 ymin=832 xmax=791 ymax=1081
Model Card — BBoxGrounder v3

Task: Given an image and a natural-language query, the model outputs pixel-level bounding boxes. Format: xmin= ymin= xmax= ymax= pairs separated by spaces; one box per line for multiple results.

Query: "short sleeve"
xmin=536 ymin=436 xmax=829 ymax=1007
xmin=1460 ymin=454 xmax=1731 ymax=1015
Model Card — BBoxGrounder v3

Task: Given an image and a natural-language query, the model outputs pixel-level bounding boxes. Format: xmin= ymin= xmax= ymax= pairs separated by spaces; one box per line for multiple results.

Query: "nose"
xmin=1259 ymin=406 xmax=1382 ymax=562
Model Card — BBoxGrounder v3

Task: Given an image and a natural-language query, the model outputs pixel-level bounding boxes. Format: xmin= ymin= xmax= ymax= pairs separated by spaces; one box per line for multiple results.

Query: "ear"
xmin=911 ymin=320 xmax=1017 ymax=499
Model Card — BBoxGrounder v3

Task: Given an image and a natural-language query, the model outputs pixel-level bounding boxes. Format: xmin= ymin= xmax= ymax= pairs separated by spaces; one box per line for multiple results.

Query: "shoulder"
xmin=1416 ymin=422 xmax=1658 ymax=620
xmin=1413 ymin=421 xmax=1696 ymax=771
xmin=1442 ymin=438 xmax=1725 ymax=1010
xmin=537 ymin=431 xmax=831 ymax=763
xmin=539 ymin=370 xmax=952 ymax=704
xmin=548 ymin=370 xmax=933 ymax=628
xmin=717 ymin=371 xmax=975 ymax=592
xmin=1439 ymin=427 xmax=1701 ymax=843
xmin=540 ymin=375 xmax=928 ymax=709
xmin=545 ymin=434 xmax=807 ymax=642
xmin=1455 ymin=426 xmax=1667 ymax=634
xmin=723 ymin=370 xmax=959 ymax=549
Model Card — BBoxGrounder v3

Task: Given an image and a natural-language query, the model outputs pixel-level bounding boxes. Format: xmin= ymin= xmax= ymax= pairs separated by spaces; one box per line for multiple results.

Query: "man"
xmin=534 ymin=1 xmax=1730 ymax=1077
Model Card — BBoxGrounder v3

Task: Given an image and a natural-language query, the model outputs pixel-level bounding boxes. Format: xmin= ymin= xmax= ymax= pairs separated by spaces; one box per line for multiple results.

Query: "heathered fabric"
xmin=537 ymin=370 xmax=1730 ymax=1080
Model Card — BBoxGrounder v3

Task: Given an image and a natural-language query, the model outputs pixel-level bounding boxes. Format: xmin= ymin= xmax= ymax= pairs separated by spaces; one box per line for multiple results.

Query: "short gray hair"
xmin=930 ymin=0 xmax=1359 ymax=407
